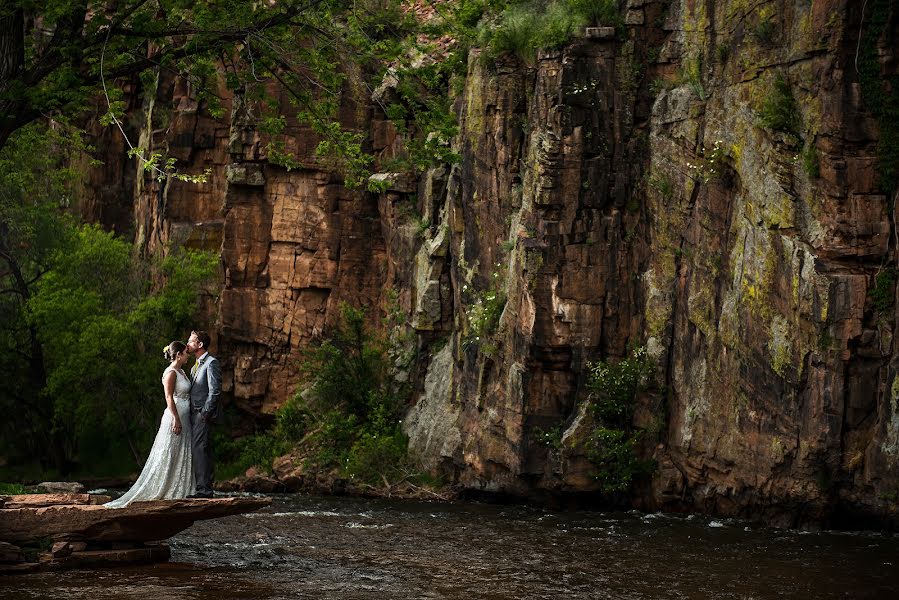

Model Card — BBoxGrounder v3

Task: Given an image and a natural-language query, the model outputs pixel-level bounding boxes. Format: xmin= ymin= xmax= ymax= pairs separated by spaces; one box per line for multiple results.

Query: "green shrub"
xmin=343 ymin=428 xmax=409 ymax=485
xmin=585 ymin=346 xmax=656 ymax=494
xmin=464 ymin=266 xmax=507 ymax=356
xmin=534 ymin=2 xmax=586 ymax=50
xmin=534 ymin=425 xmax=564 ymax=450
xmin=585 ymin=428 xmax=654 ymax=493
xmin=753 ymin=15 xmax=775 ymax=45
xmin=870 ymin=268 xmax=897 ymax=314
xmin=216 ymin=431 xmax=287 ymax=479
xmin=647 ymin=171 xmax=674 ymax=199
xmin=567 ymin=0 xmax=621 ymax=27
xmin=758 ymin=73 xmax=800 ymax=136
xmin=484 ymin=0 xmax=621 ymax=64
xmin=856 ymin=0 xmax=899 ymax=191
xmin=801 ymin=142 xmax=820 ymax=178
xmin=586 ymin=345 xmax=653 ymax=427
xmin=307 ymin=409 xmax=361 ymax=469
xmin=454 ymin=0 xmax=488 ymax=29
xmin=275 ymin=393 xmax=311 ymax=443
xmin=715 ymin=42 xmax=730 ymax=64
xmin=302 ymin=303 xmax=391 ymax=418
xmin=218 ymin=304 xmax=412 ymax=487
xmin=487 ymin=4 xmax=541 ymax=62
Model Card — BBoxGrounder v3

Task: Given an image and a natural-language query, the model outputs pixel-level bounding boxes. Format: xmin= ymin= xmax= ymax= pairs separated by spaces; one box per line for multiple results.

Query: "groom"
xmin=187 ymin=330 xmax=222 ymax=498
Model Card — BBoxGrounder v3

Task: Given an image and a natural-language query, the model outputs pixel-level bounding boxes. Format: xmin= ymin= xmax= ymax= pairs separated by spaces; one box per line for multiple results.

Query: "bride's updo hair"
xmin=163 ymin=341 xmax=187 ymax=362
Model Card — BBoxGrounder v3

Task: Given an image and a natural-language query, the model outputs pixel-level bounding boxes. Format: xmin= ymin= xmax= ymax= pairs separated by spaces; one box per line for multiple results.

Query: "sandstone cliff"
xmin=80 ymin=0 xmax=899 ymax=527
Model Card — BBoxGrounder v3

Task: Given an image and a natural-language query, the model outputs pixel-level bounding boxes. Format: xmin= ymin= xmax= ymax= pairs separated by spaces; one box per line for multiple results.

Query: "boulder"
xmin=50 ymin=541 xmax=73 ymax=558
xmin=217 ymin=474 xmax=287 ymax=493
xmin=37 ymin=482 xmax=85 ymax=494
xmin=0 ymin=496 xmax=271 ymax=544
xmin=273 ymin=454 xmax=306 ymax=491
xmin=0 ymin=541 xmax=24 ymax=563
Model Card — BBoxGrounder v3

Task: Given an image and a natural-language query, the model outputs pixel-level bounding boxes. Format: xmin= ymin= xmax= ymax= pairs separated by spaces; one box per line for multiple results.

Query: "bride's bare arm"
xmin=163 ymin=370 xmax=182 ymax=435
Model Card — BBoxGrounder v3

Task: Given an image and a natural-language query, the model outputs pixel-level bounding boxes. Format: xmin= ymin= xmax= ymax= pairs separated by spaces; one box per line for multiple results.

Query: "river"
xmin=2 ymin=493 xmax=898 ymax=598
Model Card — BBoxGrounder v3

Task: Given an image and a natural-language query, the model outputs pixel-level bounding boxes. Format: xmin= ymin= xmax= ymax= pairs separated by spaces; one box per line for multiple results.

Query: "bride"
xmin=105 ymin=341 xmax=195 ymax=508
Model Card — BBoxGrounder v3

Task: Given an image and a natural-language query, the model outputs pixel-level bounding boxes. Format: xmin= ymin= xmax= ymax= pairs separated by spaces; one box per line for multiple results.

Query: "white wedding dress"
xmin=105 ymin=367 xmax=195 ymax=508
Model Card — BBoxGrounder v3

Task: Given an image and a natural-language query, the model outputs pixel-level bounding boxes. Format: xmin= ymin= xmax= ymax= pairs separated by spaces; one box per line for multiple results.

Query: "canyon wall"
xmin=85 ymin=0 xmax=899 ymax=526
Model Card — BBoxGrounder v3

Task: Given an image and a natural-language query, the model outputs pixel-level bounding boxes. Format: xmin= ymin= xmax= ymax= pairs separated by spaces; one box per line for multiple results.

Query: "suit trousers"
xmin=191 ymin=411 xmax=214 ymax=494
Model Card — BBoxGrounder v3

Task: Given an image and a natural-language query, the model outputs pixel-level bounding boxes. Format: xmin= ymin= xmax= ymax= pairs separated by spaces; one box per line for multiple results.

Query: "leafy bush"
xmin=224 ymin=303 xmax=412 ymax=487
xmin=587 ymin=346 xmax=653 ymax=427
xmin=302 ymin=304 xmax=393 ymax=417
xmin=870 ymin=269 xmax=897 ymax=314
xmin=585 ymin=346 xmax=656 ymax=493
xmin=758 ymin=73 xmax=800 ymax=136
xmin=584 ymin=428 xmax=653 ymax=493
xmin=753 ymin=15 xmax=775 ymax=45
xmin=534 ymin=2 xmax=585 ymax=50
xmin=801 ymin=142 xmax=820 ymax=178
xmin=482 ymin=0 xmax=621 ymax=64
xmin=274 ymin=393 xmax=311 ymax=443
xmin=487 ymin=4 xmax=542 ymax=62
xmin=343 ymin=428 xmax=409 ymax=484
xmin=567 ymin=0 xmax=622 ymax=27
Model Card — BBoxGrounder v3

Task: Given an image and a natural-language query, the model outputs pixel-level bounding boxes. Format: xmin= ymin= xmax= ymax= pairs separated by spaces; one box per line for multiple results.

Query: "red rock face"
xmin=98 ymin=0 xmax=899 ymax=525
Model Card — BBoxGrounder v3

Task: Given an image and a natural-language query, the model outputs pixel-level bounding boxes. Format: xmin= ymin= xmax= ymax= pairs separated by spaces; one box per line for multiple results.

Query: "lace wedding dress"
xmin=105 ymin=367 xmax=195 ymax=508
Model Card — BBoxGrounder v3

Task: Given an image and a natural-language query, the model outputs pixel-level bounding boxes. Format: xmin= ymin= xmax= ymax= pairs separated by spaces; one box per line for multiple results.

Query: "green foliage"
xmin=220 ymin=303 xmax=411 ymax=486
xmin=274 ymin=394 xmax=311 ymax=443
xmin=584 ymin=428 xmax=654 ymax=493
xmin=757 ymin=73 xmax=800 ymax=136
xmin=0 ymin=482 xmax=30 ymax=495
xmin=463 ymin=265 xmax=507 ymax=356
xmin=715 ymin=42 xmax=730 ymax=64
xmin=0 ymin=123 xmax=218 ymax=476
xmin=300 ymin=304 xmax=411 ymax=484
xmin=857 ymin=0 xmax=899 ymax=192
xmin=801 ymin=142 xmax=820 ymax=178
xmin=753 ymin=15 xmax=776 ymax=45
xmin=585 ymin=346 xmax=656 ymax=493
xmin=567 ymin=0 xmax=623 ymax=27
xmin=480 ymin=0 xmax=621 ymax=64
xmin=343 ymin=428 xmax=409 ymax=485
xmin=1 ymin=0 xmax=467 ymax=194
xmin=587 ymin=346 xmax=653 ymax=427
xmin=870 ymin=268 xmax=897 ymax=314
xmin=534 ymin=425 xmax=564 ymax=451
xmin=686 ymin=140 xmax=728 ymax=184
xmin=647 ymin=171 xmax=674 ymax=199
xmin=221 ymin=432 xmax=288 ymax=478
xmin=484 ymin=4 xmax=541 ymax=63
xmin=674 ymin=55 xmax=706 ymax=100
xmin=303 ymin=304 xmax=392 ymax=418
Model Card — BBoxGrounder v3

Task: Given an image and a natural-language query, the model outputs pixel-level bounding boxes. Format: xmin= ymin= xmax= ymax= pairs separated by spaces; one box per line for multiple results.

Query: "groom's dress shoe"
xmin=187 ymin=492 xmax=213 ymax=499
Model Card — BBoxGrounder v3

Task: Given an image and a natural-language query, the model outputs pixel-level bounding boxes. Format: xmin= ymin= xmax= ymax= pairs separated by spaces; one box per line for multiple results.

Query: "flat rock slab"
xmin=0 ymin=496 xmax=271 ymax=544
xmin=1 ymin=493 xmax=111 ymax=508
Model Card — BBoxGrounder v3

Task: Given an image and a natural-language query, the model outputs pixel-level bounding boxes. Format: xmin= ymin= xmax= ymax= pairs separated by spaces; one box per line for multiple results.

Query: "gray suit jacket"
xmin=189 ymin=353 xmax=222 ymax=423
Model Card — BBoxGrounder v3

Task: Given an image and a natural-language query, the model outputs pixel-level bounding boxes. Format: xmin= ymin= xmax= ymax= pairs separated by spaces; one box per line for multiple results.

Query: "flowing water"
xmin=3 ymin=493 xmax=898 ymax=599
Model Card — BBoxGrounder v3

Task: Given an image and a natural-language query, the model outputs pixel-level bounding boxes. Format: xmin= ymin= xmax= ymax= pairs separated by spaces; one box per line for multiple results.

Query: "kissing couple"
xmin=105 ymin=330 xmax=222 ymax=508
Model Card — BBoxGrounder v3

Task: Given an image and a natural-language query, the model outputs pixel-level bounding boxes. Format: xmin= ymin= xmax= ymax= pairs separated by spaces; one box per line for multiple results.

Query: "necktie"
xmin=192 ymin=359 xmax=203 ymax=379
